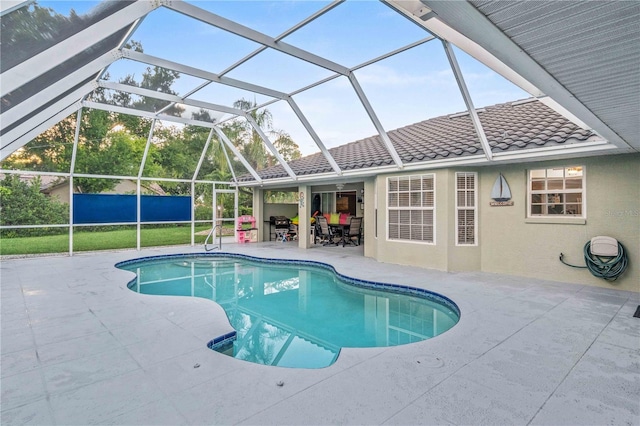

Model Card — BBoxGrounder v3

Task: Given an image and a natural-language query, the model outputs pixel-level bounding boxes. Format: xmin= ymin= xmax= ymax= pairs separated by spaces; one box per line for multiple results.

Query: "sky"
xmin=40 ymin=0 xmax=529 ymax=156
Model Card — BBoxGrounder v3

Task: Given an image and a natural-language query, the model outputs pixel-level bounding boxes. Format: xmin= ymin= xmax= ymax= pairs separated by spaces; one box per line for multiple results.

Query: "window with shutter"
xmin=387 ymin=174 xmax=435 ymax=243
xmin=456 ymin=172 xmax=477 ymax=245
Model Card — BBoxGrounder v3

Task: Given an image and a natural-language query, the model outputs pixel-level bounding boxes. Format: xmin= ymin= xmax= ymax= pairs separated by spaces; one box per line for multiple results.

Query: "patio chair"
xmin=315 ymin=216 xmax=334 ymax=246
xmin=289 ymin=224 xmax=298 ymax=241
xmin=344 ymin=217 xmax=362 ymax=246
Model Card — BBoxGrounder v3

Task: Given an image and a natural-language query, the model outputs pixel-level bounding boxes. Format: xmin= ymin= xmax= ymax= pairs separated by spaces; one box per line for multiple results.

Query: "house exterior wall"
xmin=362 ymin=179 xmax=376 ymax=259
xmin=479 ymin=154 xmax=638 ymax=292
xmin=446 ymin=169 xmax=481 ymax=272
xmin=370 ymin=154 xmax=639 ymax=292
xmin=45 ymin=180 xmax=160 ymax=204
xmin=47 ymin=185 xmax=70 ymax=203
xmin=370 ymin=169 xmax=449 ymax=271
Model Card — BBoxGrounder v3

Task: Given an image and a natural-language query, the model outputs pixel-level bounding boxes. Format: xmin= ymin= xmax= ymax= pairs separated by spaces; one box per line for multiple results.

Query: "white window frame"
xmin=386 ymin=174 xmax=436 ymax=245
xmin=455 ymin=172 xmax=477 ymax=246
xmin=527 ymin=166 xmax=586 ymax=219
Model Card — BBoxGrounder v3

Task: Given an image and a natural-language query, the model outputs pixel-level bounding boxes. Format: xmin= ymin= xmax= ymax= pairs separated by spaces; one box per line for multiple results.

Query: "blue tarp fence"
xmin=73 ymin=194 xmax=192 ymax=224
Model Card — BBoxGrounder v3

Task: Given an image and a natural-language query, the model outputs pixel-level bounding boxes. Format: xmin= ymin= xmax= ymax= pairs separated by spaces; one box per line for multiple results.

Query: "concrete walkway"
xmin=1 ymin=243 xmax=638 ymax=425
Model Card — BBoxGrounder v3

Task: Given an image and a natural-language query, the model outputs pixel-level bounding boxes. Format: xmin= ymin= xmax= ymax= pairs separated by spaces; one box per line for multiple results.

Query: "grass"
xmin=0 ymin=225 xmax=220 ymax=256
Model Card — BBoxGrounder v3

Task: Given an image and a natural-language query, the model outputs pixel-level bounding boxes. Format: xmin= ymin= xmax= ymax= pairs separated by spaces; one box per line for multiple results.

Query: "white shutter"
xmin=455 ymin=172 xmax=476 ymax=245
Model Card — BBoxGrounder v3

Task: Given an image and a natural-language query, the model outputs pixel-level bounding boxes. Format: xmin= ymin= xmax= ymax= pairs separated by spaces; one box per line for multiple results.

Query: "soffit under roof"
xmin=1 ymin=0 xmax=638 ymax=178
xmin=418 ymin=0 xmax=640 ymax=151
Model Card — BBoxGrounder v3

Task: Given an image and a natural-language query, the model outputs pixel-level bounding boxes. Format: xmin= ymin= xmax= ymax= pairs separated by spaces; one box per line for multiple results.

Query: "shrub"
xmin=0 ymin=175 xmax=69 ymax=237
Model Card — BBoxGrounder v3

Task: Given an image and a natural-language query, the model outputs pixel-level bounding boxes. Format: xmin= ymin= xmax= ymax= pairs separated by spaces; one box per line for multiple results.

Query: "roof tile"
xmin=239 ymin=99 xmax=596 ymax=182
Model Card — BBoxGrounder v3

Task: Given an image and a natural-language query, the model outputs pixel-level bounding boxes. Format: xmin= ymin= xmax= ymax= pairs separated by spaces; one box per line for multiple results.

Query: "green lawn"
xmin=0 ymin=225 xmax=217 ymax=256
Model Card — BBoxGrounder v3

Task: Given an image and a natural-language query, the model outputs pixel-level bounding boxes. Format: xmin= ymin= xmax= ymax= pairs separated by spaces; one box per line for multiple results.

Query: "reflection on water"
xmin=122 ymin=257 xmax=458 ymax=368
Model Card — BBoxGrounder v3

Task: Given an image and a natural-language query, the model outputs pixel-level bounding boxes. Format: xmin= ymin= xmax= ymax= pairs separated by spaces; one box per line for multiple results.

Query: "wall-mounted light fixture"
xmin=567 ymin=166 xmax=582 ymax=176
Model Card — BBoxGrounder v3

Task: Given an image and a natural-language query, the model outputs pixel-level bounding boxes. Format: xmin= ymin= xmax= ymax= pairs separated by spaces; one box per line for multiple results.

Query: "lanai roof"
xmin=1 ymin=0 xmax=638 ymax=185
xmin=239 ymin=98 xmax=599 ymax=183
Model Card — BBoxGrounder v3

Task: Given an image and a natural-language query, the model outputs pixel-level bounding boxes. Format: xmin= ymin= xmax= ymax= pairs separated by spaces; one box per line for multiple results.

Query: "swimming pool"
xmin=117 ymin=253 xmax=459 ymax=369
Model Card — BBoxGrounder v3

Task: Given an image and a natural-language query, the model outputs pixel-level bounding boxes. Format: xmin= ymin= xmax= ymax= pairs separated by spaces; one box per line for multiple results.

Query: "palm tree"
xmin=232 ymin=99 xmax=274 ymax=170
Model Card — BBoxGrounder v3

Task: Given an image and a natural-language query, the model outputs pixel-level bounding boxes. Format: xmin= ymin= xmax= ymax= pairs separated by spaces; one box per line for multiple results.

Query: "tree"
xmin=2 ymin=38 xmax=182 ymax=192
xmin=230 ymin=99 xmax=274 ymax=170
xmin=225 ymin=99 xmax=302 ymax=171
xmin=150 ymin=126 xmax=206 ymax=195
xmin=2 ymin=4 xmax=76 ymax=72
xmin=0 ymin=175 xmax=69 ymax=237
xmin=2 ymin=114 xmax=76 ymax=172
xmin=2 ymin=109 xmax=153 ymax=193
xmin=73 ymin=130 xmax=152 ymax=193
xmin=273 ymin=131 xmax=302 ymax=162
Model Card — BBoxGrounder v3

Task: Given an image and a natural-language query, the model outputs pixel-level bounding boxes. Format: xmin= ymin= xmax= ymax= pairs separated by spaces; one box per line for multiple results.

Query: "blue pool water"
xmin=118 ymin=254 xmax=459 ymax=369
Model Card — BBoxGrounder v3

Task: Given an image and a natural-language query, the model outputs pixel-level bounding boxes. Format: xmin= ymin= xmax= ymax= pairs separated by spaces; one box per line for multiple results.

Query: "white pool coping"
xmin=1 ymin=242 xmax=639 ymax=425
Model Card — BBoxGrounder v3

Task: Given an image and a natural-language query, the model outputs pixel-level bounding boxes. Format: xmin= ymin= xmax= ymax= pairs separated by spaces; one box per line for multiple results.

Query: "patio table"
xmin=328 ymin=223 xmax=350 ymax=247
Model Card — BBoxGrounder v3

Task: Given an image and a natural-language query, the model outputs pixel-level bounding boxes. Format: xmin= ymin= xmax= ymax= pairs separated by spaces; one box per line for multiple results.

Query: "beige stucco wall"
xmin=369 ymin=154 xmax=639 ymax=292
xmin=46 ymin=180 xmax=158 ymax=204
xmin=479 ymin=154 xmax=639 ymax=292
xmin=362 ymin=179 xmax=376 ymax=259
xmin=371 ymin=169 xmax=449 ymax=271
xmin=47 ymin=185 xmax=70 ymax=203
xmin=446 ymin=169 xmax=482 ymax=272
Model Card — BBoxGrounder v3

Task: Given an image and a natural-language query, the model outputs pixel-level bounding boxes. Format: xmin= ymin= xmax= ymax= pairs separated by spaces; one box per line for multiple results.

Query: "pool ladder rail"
xmin=204 ymin=224 xmax=222 ymax=251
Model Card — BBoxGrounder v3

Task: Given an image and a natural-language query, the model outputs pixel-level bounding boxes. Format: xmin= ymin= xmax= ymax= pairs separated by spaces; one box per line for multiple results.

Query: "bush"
xmin=194 ymin=204 xmax=252 ymax=220
xmin=195 ymin=205 xmax=213 ymax=221
xmin=0 ymin=175 xmax=69 ymax=237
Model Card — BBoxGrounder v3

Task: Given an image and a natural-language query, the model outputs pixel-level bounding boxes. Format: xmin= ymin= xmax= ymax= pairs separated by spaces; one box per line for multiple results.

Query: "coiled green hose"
xmin=559 ymin=240 xmax=628 ymax=282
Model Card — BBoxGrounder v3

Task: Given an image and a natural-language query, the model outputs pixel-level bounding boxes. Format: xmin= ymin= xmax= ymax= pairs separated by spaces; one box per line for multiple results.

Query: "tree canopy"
xmin=3 ymin=63 xmax=301 ymax=198
xmin=1 ymin=39 xmax=303 ymax=217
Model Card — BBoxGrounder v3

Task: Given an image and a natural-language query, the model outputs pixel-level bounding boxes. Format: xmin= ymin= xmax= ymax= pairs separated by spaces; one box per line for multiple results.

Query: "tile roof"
xmin=238 ymin=98 xmax=596 ymax=182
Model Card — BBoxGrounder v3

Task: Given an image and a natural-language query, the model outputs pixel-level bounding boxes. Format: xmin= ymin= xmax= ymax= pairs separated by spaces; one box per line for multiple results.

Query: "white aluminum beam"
xmin=287 ymin=37 xmax=436 ymax=97
xmin=286 ymin=96 xmax=342 ymax=175
xmin=123 ymin=33 xmax=437 ymax=178
xmin=352 ymin=36 xmax=436 ymax=72
xmin=383 ymin=0 xmax=543 ymax=98
xmin=408 ymin=0 xmax=632 ymax=150
xmin=165 ymin=1 xmax=350 ymax=75
xmin=213 ymin=127 xmax=262 ymax=184
xmin=69 ymin=109 xmax=82 ymax=176
xmin=218 ymin=0 xmax=345 ymax=77
xmin=442 ymin=40 xmax=493 ymax=161
xmin=1 ymin=102 xmax=78 ymax=160
xmin=2 ymin=1 xmax=157 ymax=97
xmin=3 ymin=49 xmax=122 ymax=130
xmin=348 ymin=73 xmax=404 ymax=168
xmin=98 ymin=80 xmax=245 ymax=117
xmin=82 ymin=100 xmax=218 ymax=129
xmin=118 ymin=50 xmax=308 ymax=179
xmin=0 ymin=168 xmax=230 ymax=185
xmin=123 ymin=50 xmax=288 ymax=100
xmin=244 ymin=114 xmax=297 ymax=180
xmin=68 ymin=108 xmax=83 ymax=256
xmin=1 ymin=80 xmax=95 ymax=158
xmin=192 ymin=129 xmax=216 ymax=181
xmin=154 ymin=80 xmax=213 ymax=116
xmin=219 ymin=137 xmax=238 ymax=184
xmin=137 ymin=119 xmax=157 ymax=179
xmin=0 ymin=0 xmax=34 ymax=16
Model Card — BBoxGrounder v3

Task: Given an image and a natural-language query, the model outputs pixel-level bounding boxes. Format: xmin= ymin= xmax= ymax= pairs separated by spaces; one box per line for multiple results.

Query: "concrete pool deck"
xmin=1 ymin=242 xmax=638 ymax=425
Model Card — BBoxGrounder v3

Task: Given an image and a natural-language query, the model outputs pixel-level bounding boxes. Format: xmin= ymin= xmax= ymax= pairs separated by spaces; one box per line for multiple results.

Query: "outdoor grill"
xmin=272 ymin=216 xmax=290 ymax=241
